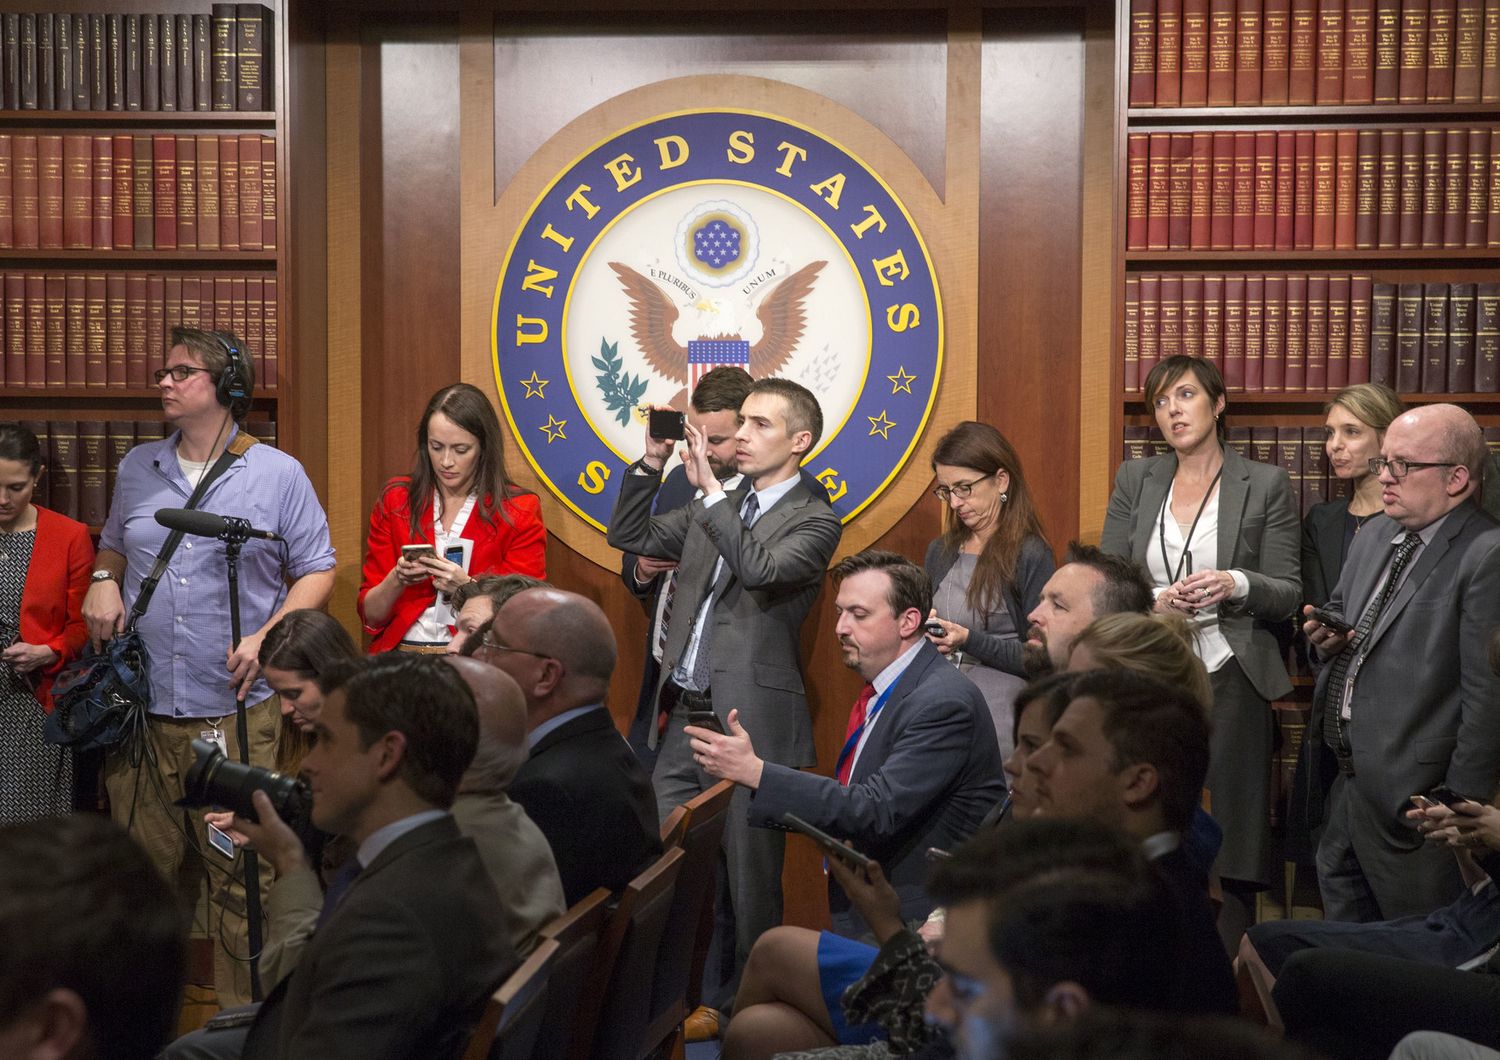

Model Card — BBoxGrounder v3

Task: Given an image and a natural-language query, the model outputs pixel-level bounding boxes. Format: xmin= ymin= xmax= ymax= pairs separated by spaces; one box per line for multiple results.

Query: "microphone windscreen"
xmin=154 ymin=508 xmax=226 ymax=537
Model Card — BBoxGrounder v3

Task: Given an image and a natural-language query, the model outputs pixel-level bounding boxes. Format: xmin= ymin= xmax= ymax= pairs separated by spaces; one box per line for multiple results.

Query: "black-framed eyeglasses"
xmin=153 ymin=365 xmax=214 ymax=384
xmin=478 ymin=636 xmax=554 ymax=662
xmin=932 ymin=477 xmax=990 ymax=503
xmin=1368 ymin=458 xmax=1458 ymax=480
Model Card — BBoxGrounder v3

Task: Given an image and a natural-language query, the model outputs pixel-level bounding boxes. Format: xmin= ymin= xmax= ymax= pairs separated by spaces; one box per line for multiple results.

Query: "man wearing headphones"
xmin=83 ymin=327 xmax=335 ymax=1009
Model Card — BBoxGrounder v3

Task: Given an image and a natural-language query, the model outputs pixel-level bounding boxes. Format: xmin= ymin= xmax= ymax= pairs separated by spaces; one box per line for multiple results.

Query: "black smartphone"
xmin=648 ymin=408 xmax=686 ymax=441
xmin=781 ymin=813 xmax=874 ymax=870
xmin=1427 ymin=785 xmax=1481 ymax=810
xmin=923 ymin=620 xmax=947 ymax=637
xmin=686 ymin=709 xmax=725 ymax=735
xmin=1307 ymin=605 xmax=1354 ymax=636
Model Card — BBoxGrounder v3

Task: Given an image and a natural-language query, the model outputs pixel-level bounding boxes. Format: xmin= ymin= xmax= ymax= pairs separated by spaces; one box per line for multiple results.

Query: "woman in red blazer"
xmin=359 ymin=383 xmax=546 ymax=652
xmin=0 ymin=424 xmax=93 ymax=822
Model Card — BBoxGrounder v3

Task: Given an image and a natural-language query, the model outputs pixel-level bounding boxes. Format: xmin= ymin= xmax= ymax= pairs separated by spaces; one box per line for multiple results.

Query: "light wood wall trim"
xmin=325 ymin=15 xmax=364 ymax=632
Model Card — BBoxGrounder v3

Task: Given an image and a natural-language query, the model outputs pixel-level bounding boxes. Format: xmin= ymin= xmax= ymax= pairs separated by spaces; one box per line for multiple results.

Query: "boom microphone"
xmin=154 ymin=508 xmax=283 ymax=542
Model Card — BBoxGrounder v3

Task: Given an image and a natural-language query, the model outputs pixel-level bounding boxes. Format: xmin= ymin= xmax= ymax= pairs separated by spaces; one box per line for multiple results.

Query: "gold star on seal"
xmin=867 ymin=411 xmax=896 ymax=440
xmin=539 ymin=415 xmax=567 ymax=443
xmin=887 ymin=366 xmax=916 ymax=394
xmin=520 ymin=371 xmax=549 ymax=399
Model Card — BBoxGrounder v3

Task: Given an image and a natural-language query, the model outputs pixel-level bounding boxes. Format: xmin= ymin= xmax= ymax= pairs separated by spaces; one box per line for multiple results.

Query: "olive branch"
xmin=593 ymin=339 xmax=649 ymax=426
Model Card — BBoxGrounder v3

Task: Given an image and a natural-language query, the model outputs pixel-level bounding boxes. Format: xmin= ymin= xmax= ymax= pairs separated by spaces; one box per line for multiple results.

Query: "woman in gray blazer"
xmin=925 ymin=421 xmax=1054 ymax=758
xmin=1101 ymin=355 xmax=1300 ymax=926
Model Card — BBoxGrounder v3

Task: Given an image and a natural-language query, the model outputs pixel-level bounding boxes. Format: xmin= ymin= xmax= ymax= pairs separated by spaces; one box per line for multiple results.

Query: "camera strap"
xmin=127 ymin=432 xmax=258 ymax=630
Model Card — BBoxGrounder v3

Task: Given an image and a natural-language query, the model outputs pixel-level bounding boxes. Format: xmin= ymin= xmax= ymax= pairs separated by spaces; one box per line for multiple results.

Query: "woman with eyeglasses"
xmin=0 ymin=423 xmax=94 ymax=822
xmin=359 ymin=383 xmax=546 ymax=653
xmin=1302 ymin=384 xmax=1406 ymax=607
xmin=924 ymin=421 xmax=1053 ymax=758
xmin=1100 ymin=354 xmax=1300 ymax=940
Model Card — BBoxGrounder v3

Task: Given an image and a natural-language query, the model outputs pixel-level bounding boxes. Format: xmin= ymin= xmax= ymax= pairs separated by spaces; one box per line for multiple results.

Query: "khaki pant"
xmin=105 ymin=696 xmax=281 ymax=1009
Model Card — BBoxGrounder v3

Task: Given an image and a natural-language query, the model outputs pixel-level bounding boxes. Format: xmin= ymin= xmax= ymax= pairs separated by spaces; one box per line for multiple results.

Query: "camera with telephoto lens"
xmin=181 ymin=738 xmax=316 ymax=845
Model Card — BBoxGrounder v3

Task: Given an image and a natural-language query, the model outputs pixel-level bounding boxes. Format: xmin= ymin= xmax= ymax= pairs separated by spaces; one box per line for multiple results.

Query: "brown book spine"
xmin=261 ymin=277 xmax=277 ymax=389
xmin=112 ymin=135 xmax=133 ymax=249
xmin=1350 ymin=274 xmax=1373 ymax=383
xmin=1400 ymin=128 xmax=1424 ymax=246
xmin=1378 ymin=129 xmax=1401 ymax=247
xmin=124 ymin=15 xmax=140 ymax=111
xmin=211 ymin=5 xmax=236 ymax=111
xmin=1307 ymin=273 xmax=1330 ymax=390
xmin=1456 ymin=0 xmax=1486 ymax=97
xmin=105 ymin=14 xmax=122 ymax=111
xmin=105 ymin=273 xmax=125 ymax=386
xmin=152 ymin=135 xmax=176 ymax=250
xmin=177 ymin=136 xmax=197 ymax=249
xmin=1225 ymin=274 xmax=1247 ymax=387
xmin=1140 ymin=275 xmax=1161 ymax=382
xmin=1184 ymin=274 xmax=1206 ymax=358
xmin=1328 ymin=273 xmax=1351 ymax=387
xmin=1401 ymin=0 xmax=1431 ymax=100
xmin=1371 ymin=281 xmax=1397 ymax=385
xmin=1233 ymin=132 xmax=1256 ymax=248
xmin=43 ymin=274 xmax=64 ymax=386
xmin=1423 ymin=282 xmax=1451 ymax=391
xmin=0 ymin=136 xmax=12 ymax=249
xmin=1294 ymin=129 xmax=1316 ymax=247
xmin=1191 ymin=132 xmax=1213 ymax=248
xmin=132 ymin=136 xmax=153 ymax=250
xmin=1184 ymin=0 xmax=1212 ymax=103
xmin=1238 ymin=0 xmax=1266 ymax=102
xmin=37 ymin=135 xmax=62 ymax=250
xmin=48 ymin=421 xmax=78 ymax=521
xmin=164 ymin=275 xmax=181 ymax=337
xmin=84 ymin=274 xmax=106 ymax=387
xmin=90 ymin=136 xmax=111 ymax=251
xmin=238 ymin=133 xmax=262 ymax=251
xmin=220 ymin=135 xmax=239 ymax=249
xmin=1318 ymin=0 xmax=1347 ymax=101
xmin=141 ymin=12 xmax=158 ymax=111
xmin=1346 ymin=0 xmax=1377 ymax=99
xmin=144 ymin=275 xmax=164 ymax=384
xmin=1492 ymin=147 xmax=1500 ymax=245
xmin=1467 ymin=127 xmax=1491 ymax=246
xmin=61 ymin=135 xmax=91 ymax=250
xmin=1158 ymin=0 xmax=1184 ymax=105
xmin=177 ymin=15 xmax=194 ymax=111
xmin=64 ymin=273 xmax=84 ymax=386
xmin=1429 ymin=0 xmax=1458 ymax=98
xmin=260 ymin=139 xmax=275 ymax=250
xmin=3 ymin=274 xmax=23 ymax=385
xmin=125 ymin=274 xmax=147 ymax=390
xmin=1375 ymin=0 xmax=1403 ymax=98
xmin=1335 ymin=128 xmax=1358 ymax=249
xmin=1148 ymin=133 xmax=1171 ymax=251
xmin=1291 ymin=0 xmax=1320 ymax=100
xmin=230 ymin=276 xmax=248 ymax=360
xmin=159 ymin=14 xmax=177 ymax=112
xmin=1264 ymin=0 xmax=1294 ymax=100
xmin=1476 ymin=282 xmax=1499 ymax=391
xmin=1449 ymin=282 xmax=1477 ymax=391
xmin=1125 ymin=275 xmax=1141 ymax=391
xmin=1246 ymin=274 xmax=1266 ymax=389
xmin=1170 ymin=134 xmax=1194 ymax=249
xmin=12 ymin=136 xmax=36 ymax=250
xmin=1286 ymin=273 xmax=1309 ymax=390
xmin=1211 ymin=132 xmax=1235 ymax=248
xmin=214 ymin=275 xmax=232 ymax=332
xmin=1254 ymin=132 xmax=1277 ymax=249
xmin=1161 ymin=275 xmax=1184 ymax=359
xmin=182 ymin=277 xmax=201 ymax=328
xmin=1421 ymin=126 xmax=1445 ymax=246
xmin=1442 ymin=126 xmax=1467 ymax=247
xmin=194 ymin=15 xmax=212 ymax=111
xmin=1396 ymin=282 xmax=1424 ymax=389
xmin=78 ymin=421 xmax=107 ymax=527
xmin=1275 ymin=131 xmax=1297 ymax=248
xmin=1483 ymin=0 xmax=1500 ymax=100
xmin=197 ymin=135 xmax=220 ymax=251
xmin=236 ymin=5 xmax=267 ymax=111
xmin=1312 ymin=130 xmax=1337 ymax=249
xmin=1264 ymin=274 xmax=1287 ymax=391
xmin=24 ymin=274 xmax=43 ymax=386
xmin=1211 ymin=0 xmax=1239 ymax=102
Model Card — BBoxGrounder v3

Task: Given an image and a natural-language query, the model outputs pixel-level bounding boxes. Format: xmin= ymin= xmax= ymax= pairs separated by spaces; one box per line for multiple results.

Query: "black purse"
xmin=44 ymin=435 xmax=255 ymax=761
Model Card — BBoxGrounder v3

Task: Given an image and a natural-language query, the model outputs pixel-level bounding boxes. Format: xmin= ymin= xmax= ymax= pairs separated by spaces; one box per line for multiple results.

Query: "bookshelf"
xmin=0 ymin=1 xmax=326 ymax=526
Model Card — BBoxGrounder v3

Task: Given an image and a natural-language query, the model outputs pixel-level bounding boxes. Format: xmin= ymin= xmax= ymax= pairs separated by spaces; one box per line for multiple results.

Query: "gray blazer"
xmin=1309 ymin=500 xmax=1500 ymax=827
xmin=607 ymin=463 xmax=843 ymax=766
xmin=1100 ymin=445 xmax=1301 ymax=702
xmin=924 ymin=533 xmax=1054 ymax=676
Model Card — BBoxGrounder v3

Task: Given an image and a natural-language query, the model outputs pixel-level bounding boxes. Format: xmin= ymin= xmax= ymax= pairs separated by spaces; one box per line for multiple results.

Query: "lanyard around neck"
xmin=1157 ymin=466 xmax=1223 ymax=586
xmin=834 ymin=682 xmax=898 ymax=779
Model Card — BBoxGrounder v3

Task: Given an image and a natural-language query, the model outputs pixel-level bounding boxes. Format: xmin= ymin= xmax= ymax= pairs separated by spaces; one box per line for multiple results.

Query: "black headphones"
xmin=213 ymin=332 xmax=252 ymax=420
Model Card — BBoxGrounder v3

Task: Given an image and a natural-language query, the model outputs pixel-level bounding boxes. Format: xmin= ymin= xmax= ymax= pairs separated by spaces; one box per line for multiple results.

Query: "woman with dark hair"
xmin=259 ymin=608 xmax=360 ymax=772
xmin=1100 ymin=354 xmax=1300 ymax=939
xmin=358 ymin=382 xmax=546 ymax=653
xmin=0 ymin=423 xmax=94 ymax=821
xmin=924 ymin=421 xmax=1053 ymax=756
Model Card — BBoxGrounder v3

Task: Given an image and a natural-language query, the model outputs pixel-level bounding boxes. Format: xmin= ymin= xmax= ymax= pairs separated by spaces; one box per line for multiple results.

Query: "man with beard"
xmin=1021 ymin=543 xmax=1153 ymax=676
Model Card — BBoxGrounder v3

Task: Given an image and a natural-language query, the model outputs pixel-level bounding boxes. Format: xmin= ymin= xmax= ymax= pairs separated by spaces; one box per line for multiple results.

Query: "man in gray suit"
xmin=1305 ymin=403 xmax=1500 ymax=922
xmin=607 ymin=377 xmax=843 ymax=1010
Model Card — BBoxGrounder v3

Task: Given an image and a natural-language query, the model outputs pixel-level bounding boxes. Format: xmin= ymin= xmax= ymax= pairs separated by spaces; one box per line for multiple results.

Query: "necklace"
xmin=1351 ymin=511 xmax=1377 ymax=534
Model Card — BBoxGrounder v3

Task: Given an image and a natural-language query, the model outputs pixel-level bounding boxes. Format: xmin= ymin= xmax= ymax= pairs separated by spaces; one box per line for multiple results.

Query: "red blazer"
xmin=18 ymin=506 xmax=94 ymax=712
xmin=358 ymin=479 xmax=547 ymax=653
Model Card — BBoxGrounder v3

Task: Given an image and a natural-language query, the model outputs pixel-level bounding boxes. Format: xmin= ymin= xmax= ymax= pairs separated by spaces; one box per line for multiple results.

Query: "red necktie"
xmin=836 ymin=683 xmax=877 ymax=785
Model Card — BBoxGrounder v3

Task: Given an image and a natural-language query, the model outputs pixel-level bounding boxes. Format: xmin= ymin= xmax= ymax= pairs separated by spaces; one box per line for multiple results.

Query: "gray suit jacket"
xmin=607 ymin=463 xmax=843 ymax=765
xmin=1100 ymin=445 xmax=1301 ymax=702
xmin=748 ymin=641 xmax=1007 ymax=935
xmin=1309 ymin=500 xmax=1500 ymax=829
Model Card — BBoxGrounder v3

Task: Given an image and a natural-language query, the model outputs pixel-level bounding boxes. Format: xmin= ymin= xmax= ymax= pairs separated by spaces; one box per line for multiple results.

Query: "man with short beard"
xmin=1021 ymin=543 xmax=1153 ymax=676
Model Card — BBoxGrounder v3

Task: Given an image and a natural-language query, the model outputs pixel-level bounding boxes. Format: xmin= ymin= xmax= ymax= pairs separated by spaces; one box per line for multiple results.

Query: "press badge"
xmin=201 ymin=728 xmax=227 ymax=757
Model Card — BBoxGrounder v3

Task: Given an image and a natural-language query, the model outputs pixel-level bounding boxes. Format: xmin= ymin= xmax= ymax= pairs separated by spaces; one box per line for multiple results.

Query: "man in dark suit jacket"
xmin=690 ymin=549 xmax=1006 ymax=938
xmin=1304 ymin=404 xmax=1500 ymax=922
xmin=607 ymin=378 xmax=842 ymax=988
xmin=476 ymin=586 xmax=662 ymax=906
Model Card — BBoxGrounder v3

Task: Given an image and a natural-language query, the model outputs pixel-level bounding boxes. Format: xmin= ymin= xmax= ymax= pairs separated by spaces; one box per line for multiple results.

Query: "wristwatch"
xmin=90 ymin=569 xmax=118 ymax=584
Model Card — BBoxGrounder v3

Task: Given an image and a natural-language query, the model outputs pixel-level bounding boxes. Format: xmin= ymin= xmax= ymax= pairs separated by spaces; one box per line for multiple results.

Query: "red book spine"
xmin=1371 ymin=281 xmax=1397 ymax=385
xmin=1349 ymin=274 xmax=1373 ymax=383
xmin=261 ymin=276 xmax=276 ymax=389
xmin=1355 ymin=129 xmax=1380 ymax=249
xmin=1400 ymin=0 xmax=1431 ymax=101
xmin=1275 ymin=130 xmax=1297 ymax=248
xmin=1264 ymin=0 xmax=1294 ymax=100
xmin=230 ymin=275 xmax=247 ymax=353
xmin=37 ymin=135 xmax=61 ymax=250
xmin=180 ymin=276 xmax=199 ymax=328
xmin=1313 ymin=130 xmax=1338 ymax=250
xmin=0 ymin=136 xmax=12 ymax=249
xmin=1455 ymin=0 xmax=1485 ymax=98
xmin=125 ymin=273 xmax=147 ymax=388
xmin=1345 ymin=0 xmax=1377 ymax=100
xmin=1126 ymin=275 xmax=1141 ymax=392
xmin=1238 ymin=0 xmax=1265 ymax=103
xmin=219 ymin=134 xmax=239 ymax=250
xmin=1263 ymin=274 xmax=1287 ymax=391
xmin=1421 ymin=126 xmax=1444 ymax=247
xmin=1184 ymin=274 xmax=1205 ymax=357
xmin=177 ymin=135 xmax=197 ymax=249
xmin=1286 ymin=273 xmax=1309 ymax=390
xmin=1170 ymin=133 xmax=1194 ymax=249
xmin=63 ymin=273 xmax=84 ymax=386
xmin=1400 ymin=128 xmax=1424 ymax=246
xmin=1191 ymin=132 xmax=1213 ymax=248
xmin=1245 ymin=274 xmax=1265 ymax=389
xmin=1290 ymin=0 xmax=1320 ymax=101
xmin=1225 ymin=273 xmax=1247 ymax=388
xmin=61 ymin=134 xmax=90 ymax=249
xmin=1449 ymin=282 xmax=1477 ymax=391
xmin=1253 ymin=132 xmax=1277 ymax=249
xmin=111 ymin=134 xmax=132 ymax=249
xmin=1210 ymin=0 xmax=1239 ymax=102
xmin=90 ymin=135 xmax=111 ymax=250
xmin=132 ymin=136 xmax=152 ymax=250
xmin=1476 ymin=283 xmax=1499 ymax=391
xmin=238 ymin=133 xmax=262 ymax=251
xmin=152 ymin=134 xmax=176 ymax=250
xmin=1183 ymin=0 xmax=1212 ymax=103
xmin=1396 ymin=282 xmax=1424 ymax=390
xmin=4 ymin=274 xmax=24 ymax=385
xmin=43 ymin=273 xmax=64 ymax=385
xmin=1233 ymin=131 xmax=1256 ymax=249
xmin=1148 ymin=133 xmax=1171 ymax=251
xmin=1423 ymin=282 xmax=1450 ymax=391
xmin=214 ymin=275 xmax=232 ymax=331
xmin=1204 ymin=274 xmax=1226 ymax=366
xmin=1377 ymin=129 xmax=1401 ymax=247
xmin=1159 ymin=0 xmax=1184 ymax=105
xmin=164 ymin=275 xmax=181 ymax=335
xmin=1131 ymin=0 xmax=1159 ymax=105
xmin=1211 ymin=132 xmax=1236 ymax=248
xmin=196 ymin=134 xmax=219 ymax=251
xmin=1294 ymin=129 xmax=1316 ymax=247
xmin=144 ymin=275 xmax=164 ymax=385
xmin=105 ymin=273 xmax=125 ymax=386
xmin=259 ymin=144 xmax=275 ymax=252
xmin=1318 ymin=0 xmax=1346 ymax=102
xmin=1335 ymin=128 xmax=1359 ymax=249
xmin=1374 ymin=0 xmax=1403 ymax=100
xmin=1328 ymin=273 xmax=1351 ymax=388
xmin=1442 ymin=126 xmax=1466 ymax=247
xmin=1161 ymin=274 xmax=1184 ymax=358
xmin=245 ymin=276 xmax=263 ymax=382
xmin=12 ymin=136 xmax=36 ymax=250
xmin=1467 ymin=127 xmax=1490 ymax=246
xmin=1306 ymin=273 xmax=1330 ymax=390
xmin=83 ymin=273 xmax=105 ymax=386
xmin=1491 ymin=148 xmax=1500 ymax=245
xmin=1140 ymin=275 xmax=1161 ymax=383
xmin=1429 ymin=0 xmax=1457 ymax=99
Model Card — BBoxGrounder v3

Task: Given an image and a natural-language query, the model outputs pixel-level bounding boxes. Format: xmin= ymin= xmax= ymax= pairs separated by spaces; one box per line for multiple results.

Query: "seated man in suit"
xmin=0 ymin=815 xmax=185 ymax=1060
xmin=1024 ymin=668 xmax=1236 ymax=1015
xmin=473 ymin=585 xmax=663 ymax=905
xmin=446 ymin=572 xmax=546 ymax=654
xmin=1021 ymin=543 xmax=1154 ymax=677
xmin=1303 ymin=403 xmax=1500 ymax=922
xmin=165 ymin=654 xmax=517 ymax=1060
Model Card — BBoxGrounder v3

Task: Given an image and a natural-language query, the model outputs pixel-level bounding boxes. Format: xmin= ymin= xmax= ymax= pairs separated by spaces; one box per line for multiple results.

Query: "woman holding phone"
xmin=359 ymin=383 xmax=546 ymax=653
xmin=1100 ymin=354 xmax=1300 ymax=939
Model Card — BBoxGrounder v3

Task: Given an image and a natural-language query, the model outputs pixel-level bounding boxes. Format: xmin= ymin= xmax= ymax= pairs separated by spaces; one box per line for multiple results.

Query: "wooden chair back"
xmin=460 ymin=938 xmax=560 ymax=1060
xmin=529 ymin=888 xmax=612 ymax=1060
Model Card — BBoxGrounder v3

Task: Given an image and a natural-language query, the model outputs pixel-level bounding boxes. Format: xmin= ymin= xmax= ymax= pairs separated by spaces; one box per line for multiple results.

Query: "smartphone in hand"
xmin=1306 ymin=605 xmax=1354 ymax=636
xmin=686 ymin=709 xmax=725 ymax=736
xmin=781 ymin=813 xmax=874 ymax=870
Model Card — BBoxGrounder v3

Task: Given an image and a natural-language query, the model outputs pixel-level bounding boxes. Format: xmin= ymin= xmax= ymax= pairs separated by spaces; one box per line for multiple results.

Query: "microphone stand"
xmin=220 ymin=524 xmax=264 ymax=1003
